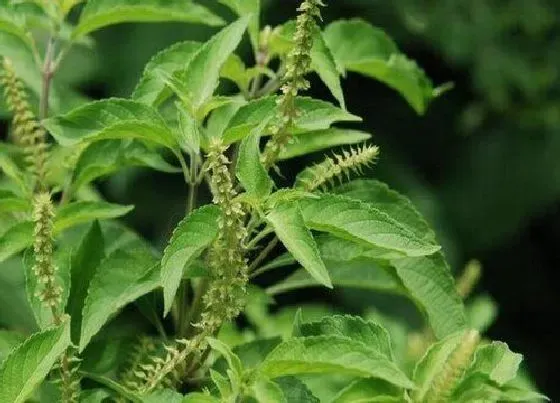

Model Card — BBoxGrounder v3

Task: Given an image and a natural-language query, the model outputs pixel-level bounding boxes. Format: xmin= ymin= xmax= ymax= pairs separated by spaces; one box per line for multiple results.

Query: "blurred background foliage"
xmin=2 ymin=0 xmax=559 ymax=399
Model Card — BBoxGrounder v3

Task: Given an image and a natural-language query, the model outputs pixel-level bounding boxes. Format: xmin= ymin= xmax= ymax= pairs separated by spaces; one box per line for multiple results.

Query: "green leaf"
xmin=183 ymin=392 xmax=220 ymax=402
xmin=79 ymin=242 xmax=159 ymax=350
xmin=267 ymin=204 xmax=332 ymax=288
xmin=0 ymin=221 xmax=33 ymax=263
xmin=178 ymin=17 xmax=249 ymax=114
xmin=275 ymin=376 xmax=320 ymax=403
xmin=391 ymin=253 xmax=467 ymax=339
xmin=324 ymin=19 xmax=442 ymax=114
xmin=0 ymin=322 xmax=70 ymax=403
xmin=299 ymin=315 xmax=393 ymax=360
xmin=66 ymin=221 xmax=105 ymax=343
xmin=132 ymin=41 xmax=202 ymax=106
xmin=80 ymin=371 xmax=144 ymax=403
xmin=311 ymin=29 xmax=346 ymax=109
xmin=54 ymin=201 xmax=134 ymax=233
xmin=176 ymin=104 xmax=200 ymax=155
xmin=236 ymin=129 xmax=273 ymax=198
xmin=72 ymin=0 xmax=224 ymax=38
xmin=72 ymin=140 xmax=180 ymax=193
xmin=44 ymin=98 xmax=178 ymax=150
xmin=299 ymin=194 xmax=440 ymax=257
xmin=250 ymin=377 xmax=287 ymax=403
xmin=219 ymin=0 xmax=260 ymax=53
xmin=267 ymin=257 xmax=403 ymax=296
xmin=143 ymin=389 xmax=185 ymax=403
xmin=336 ymin=179 xmax=437 ymax=244
xmin=23 ymin=248 xmax=72 ymax=329
xmin=279 ymin=128 xmax=371 ymax=160
xmin=466 ymin=342 xmax=523 ymax=386
xmin=208 ymin=337 xmax=243 ymax=378
xmin=0 ymin=148 xmax=30 ymax=196
xmin=0 ymin=191 xmax=31 ymax=213
xmin=161 ymin=205 xmax=220 ymax=314
xmin=332 ymin=378 xmax=404 ymax=402
xmin=261 ymin=335 xmax=413 ymax=388
xmin=223 ymin=96 xmax=361 ymax=144
xmin=0 ymin=330 xmax=25 ymax=364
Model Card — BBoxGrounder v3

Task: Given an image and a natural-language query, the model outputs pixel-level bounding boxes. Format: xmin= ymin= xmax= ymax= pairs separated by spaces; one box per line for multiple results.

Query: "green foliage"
xmin=0 ymin=1 xmax=546 ymax=402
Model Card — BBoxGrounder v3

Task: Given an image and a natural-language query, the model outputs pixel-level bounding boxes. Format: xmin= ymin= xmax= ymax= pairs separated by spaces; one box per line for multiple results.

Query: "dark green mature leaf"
xmin=336 ymin=179 xmax=436 ymax=244
xmin=80 ymin=242 xmax=159 ymax=350
xmin=299 ymin=315 xmax=393 ymax=359
xmin=219 ymin=0 xmax=260 ymax=52
xmin=72 ymin=0 xmax=224 ymax=38
xmin=132 ymin=41 xmax=202 ymax=106
xmin=223 ymin=96 xmax=361 ymax=144
xmin=161 ymin=205 xmax=220 ymax=314
xmin=54 ymin=201 xmax=134 ymax=233
xmin=331 ymin=378 xmax=403 ymax=402
xmin=267 ymin=257 xmax=403 ymax=296
xmin=391 ymin=253 xmax=467 ymax=339
xmin=0 ymin=257 xmax=36 ymax=331
xmin=278 ymin=128 xmax=370 ymax=160
xmin=66 ymin=221 xmax=105 ymax=343
xmin=275 ymin=377 xmax=320 ymax=403
xmin=178 ymin=17 xmax=249 ymax=114
xmin=299 ymin=194 xmax=440 ymax=257
xmin=71 ymin=140 xmax=180 ymax=192
xmin=267 ymin=204 xmax=332 ymax=288
xmin=261 ymin=335 xmax=413 ymax=389
xmin=44 ymin=99 xmax=178 ymax=149
xmin=324 ymin=19 xmax=442 ymax=114
xmin=0 ymin=322 xmax=70 ymax=403
xmin=0 ymin=221 xmax=33 ymax=263
xmin=23 ymin=248 xmax=72 ymax=329
xmin=236 ymin=129 xmax=273 ymax=198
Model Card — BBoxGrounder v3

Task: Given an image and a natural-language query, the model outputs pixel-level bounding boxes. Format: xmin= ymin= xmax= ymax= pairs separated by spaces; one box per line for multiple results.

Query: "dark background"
xmin=12 ymin=0 xmax=560 ymax=399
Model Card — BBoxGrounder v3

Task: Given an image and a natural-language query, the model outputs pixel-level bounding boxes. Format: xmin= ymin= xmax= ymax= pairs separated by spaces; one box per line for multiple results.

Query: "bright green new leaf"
xmin=236 ymin=129 xmax=273 ymax=198
xmin=0 ymin=221 xmax=33 ymax=264
xmin=391 ymin=253 xmax=467 ymax=339
xmin=72 ymin=0 xmax=224 ymax=39
xmin=79 ymin=242 xmax=160 ymax=350
xmin=178 ymin=17 xmax=249 ymax=114
xmin=261 ymin=335 xmax=413 ymax=389
xmin=44 ymin=99 xmax=178 ymax=150
xmin=223 ymin=96 xmax=361 ymax=144
xmin=132 ymin=41 xmax=202 ymax=106
xmin=66 ymin=221 xmax=105 ymax=343
xmin=466 ymin=342 xmax=523 ymax=386
xmin=324 ymin=19 xmax=443 ymax=115
xmin=299 ymin=194 xmax=440 ymax=257
xmin=0 ymin=322 xmax=70 ymax=403
xmin=71 ymin=139 xmax=180 ymax=193
xmin=299 ymin=315 xmax=393 ymax=359
xmin=176 ymin=104 xmax=201 ymax=155
xmin=54 ymin=201 xmax=134 ymax=233
xmin=23 ymin=248 xmax=72 ymax=329
xmin=219 ymin=0 xmax=260 ymax=53
xmin=183 ymin=393 xmax=221 ymax=402
xmin=331 ymin=378 xmax=403 ymax=402
xmin=267 ymin=204 xmax=332 ymax=288
xmin=278 ymin=128 xmax=371 ymax=160
xmin=251 ymin=377 xmax=287 ymax=403
xmin=161 ymin=205 xmax=220 ymax=315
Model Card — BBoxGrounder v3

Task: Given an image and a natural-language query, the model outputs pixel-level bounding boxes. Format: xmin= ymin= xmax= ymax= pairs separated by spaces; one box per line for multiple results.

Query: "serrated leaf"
xmin=80 ymin=242 xmax=159 ymax=350
xmin=466 ymin=342 xmax=523 ymax=386
xmin=219 ymin=0 xmax=260 ymax=53
xmin=72 ymin=0 xmax=224 ymax=38
xmin=132 ymin=41 xmax=202 ymax=106
xmin=267 ymin=257 xmax=403 ymax=296
xmin=0 ymin=322 xmax=70 ymax=403
xmin=54 ymin=201 xmax=134 ymax=233
xmin=66 ymin=221 xmax=105 ymax=343
xmin=391 ymin=253 xmax=467 ymax=339
xmin=0 ymin=221 xmax=33 ymax=263
xmin=223 ymin=96 xmax=361 ymax=144
xmin=267 ymin=204 xmax=332 ymax=288
xmin=177 ymin=16 xmax=249 ymax=114
xmin=324 ymin=19 xmax=442 ymax=114
xmin=23 ymin=248 xmax=72 ymax=329
xmin=44 ymin=98 xmax=178 ymax=150
xmin=161 ymin=205 xmax=220 ymax=314
xmin=332 ymin=378 xmax=404 ymax=402
xmin=279 ymin=128 xmax=370 ymax=160
xmin=236 ymin=128 xmax=273 ymax=198
xmin=299 ymin=194 xmax=440 ymax=257
xmin=299 ymin=315 xmax=393 ymax=359
xmin=261 ymin=335 xmax=413 ymax=389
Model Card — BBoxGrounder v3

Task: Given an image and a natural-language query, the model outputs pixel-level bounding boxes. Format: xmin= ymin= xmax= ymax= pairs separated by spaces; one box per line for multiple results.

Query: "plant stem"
xmin=40 ymin=36 xmax=56 ymax=121
xmin=249 ymin=237 xmax=279 ymax=272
